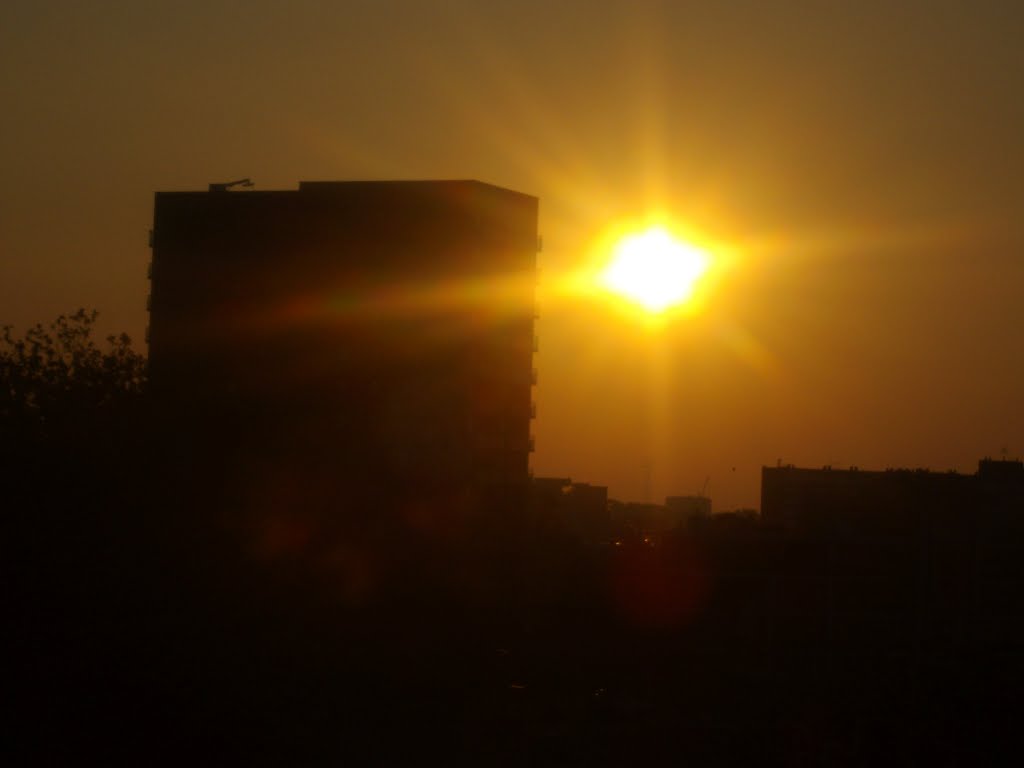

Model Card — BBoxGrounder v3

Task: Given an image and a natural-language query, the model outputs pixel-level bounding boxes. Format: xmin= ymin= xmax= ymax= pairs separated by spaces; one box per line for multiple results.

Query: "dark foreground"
xmin=7 ymin=441 xmax=1024 ymax=765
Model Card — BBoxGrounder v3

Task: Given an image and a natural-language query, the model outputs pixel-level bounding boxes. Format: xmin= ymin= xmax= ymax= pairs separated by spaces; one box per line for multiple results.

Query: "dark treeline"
xmin=6 ymin=312 xmax=1024 ymax=764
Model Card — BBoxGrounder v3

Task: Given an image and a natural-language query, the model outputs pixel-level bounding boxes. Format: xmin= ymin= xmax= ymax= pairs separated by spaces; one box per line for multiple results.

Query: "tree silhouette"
xmin=0 ymin=309 xmax=145 ymax=446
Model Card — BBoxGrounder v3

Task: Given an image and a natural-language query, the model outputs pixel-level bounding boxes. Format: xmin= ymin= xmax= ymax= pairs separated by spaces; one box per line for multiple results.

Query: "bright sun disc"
xmin=601 ymin=227 xmax=710 ymax=312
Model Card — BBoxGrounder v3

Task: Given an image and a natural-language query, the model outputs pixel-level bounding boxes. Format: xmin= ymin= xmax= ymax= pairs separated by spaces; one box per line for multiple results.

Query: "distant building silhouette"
xmin=760 ymin=459 xmax=1024 ymax=661
xmin=761 ymin=458 xmax=1024 ymax=530
xmin=148 ymin=180 xmax=538 ymax=528
xmin=665 ymin=495 xmax=712 ymax=523
xmin=529 ymin=476 xmax=610 ymax=542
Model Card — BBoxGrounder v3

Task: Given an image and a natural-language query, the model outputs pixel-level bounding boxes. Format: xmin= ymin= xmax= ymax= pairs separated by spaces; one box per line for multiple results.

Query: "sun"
xmin=600 ymin=227 xmax=711 ymax=312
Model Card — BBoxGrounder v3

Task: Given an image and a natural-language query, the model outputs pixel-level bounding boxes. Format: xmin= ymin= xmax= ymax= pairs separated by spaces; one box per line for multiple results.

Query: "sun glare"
xmin=601 ymin=227 xmax=711 ymax=312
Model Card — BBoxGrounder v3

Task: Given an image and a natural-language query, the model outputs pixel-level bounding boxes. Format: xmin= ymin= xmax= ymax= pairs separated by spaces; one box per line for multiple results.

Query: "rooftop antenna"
xmin=209 ymin=178 xmax=254 ymax=192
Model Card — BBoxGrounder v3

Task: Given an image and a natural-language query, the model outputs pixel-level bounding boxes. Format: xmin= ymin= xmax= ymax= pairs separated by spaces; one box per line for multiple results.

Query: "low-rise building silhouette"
xmin=761 ymin=458 xmax=1024 ymax=531
xmin=760 ymin=458 xmax=1024 ymax=656
xmin=529 ymin=476 xmax=610 ymax=542
xmin=665 ymin=495 xmax=712 ymax=524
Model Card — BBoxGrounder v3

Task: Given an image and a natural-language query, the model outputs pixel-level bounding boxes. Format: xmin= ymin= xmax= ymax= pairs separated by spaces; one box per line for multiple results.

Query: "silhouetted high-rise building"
xmin=148 ymin=180 xmax=538 ymax=526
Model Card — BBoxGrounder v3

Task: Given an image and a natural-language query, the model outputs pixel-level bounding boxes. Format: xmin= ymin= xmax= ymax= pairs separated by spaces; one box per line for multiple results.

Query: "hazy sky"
xmin=3 ymin=0 xmax=1023 ymax=508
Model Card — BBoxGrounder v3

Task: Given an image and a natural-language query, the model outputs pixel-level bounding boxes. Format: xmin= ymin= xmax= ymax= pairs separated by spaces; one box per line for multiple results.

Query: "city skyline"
xmin=4 ymin=1 xmax=1024 ymax=508
xmin=9 ymin=4 xmax=1024 ymax=762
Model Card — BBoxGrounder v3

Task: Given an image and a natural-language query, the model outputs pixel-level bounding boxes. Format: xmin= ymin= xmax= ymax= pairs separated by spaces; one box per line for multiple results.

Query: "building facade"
xmin=761 ymin=459 xmax=1024 ymax=531
xmin=148 ymin=180 xmax=538 ymax=524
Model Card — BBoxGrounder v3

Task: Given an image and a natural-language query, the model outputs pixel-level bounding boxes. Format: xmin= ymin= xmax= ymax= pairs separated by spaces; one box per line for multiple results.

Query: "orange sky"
xmin=3 ymin=1 xmax=1023 ymax=508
